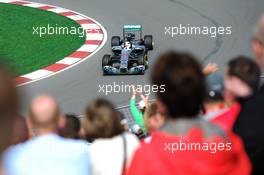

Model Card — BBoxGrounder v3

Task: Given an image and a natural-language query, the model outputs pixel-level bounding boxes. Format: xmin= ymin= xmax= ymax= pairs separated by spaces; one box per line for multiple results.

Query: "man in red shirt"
xmin=126 ymin=51 xmax=251 ymax=175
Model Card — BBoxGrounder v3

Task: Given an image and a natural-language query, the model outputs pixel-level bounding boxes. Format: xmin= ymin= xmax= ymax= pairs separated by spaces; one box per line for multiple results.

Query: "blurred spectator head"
xmin=205 ymin=73 xmax=224 ymax=102
xmin=59 ymin=114 xmax=81 ymax=139
xmin=151 ymin=51 xmax=205 ymax=119
xmin=29 ymin=95 xmax=60 ymax=136
xmin=253 ymin=15 xmax=264 ymax=69
xmin=144 ymin=103 xmax=165 ymax=133
xmin=11 ymin=116 xmax=29 ymax=145
xmin=0 ymin=63 xmax=18 ymax=155
xmin=82 ymin=98 xmax=124 ymax=141
xmin=225 ymin=56 xmax=260 ymax=99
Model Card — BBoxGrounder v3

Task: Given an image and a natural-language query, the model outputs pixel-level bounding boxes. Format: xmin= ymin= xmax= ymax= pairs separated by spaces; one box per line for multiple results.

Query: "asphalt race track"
xmin=18 ymin=0 xmax=264 ymax=115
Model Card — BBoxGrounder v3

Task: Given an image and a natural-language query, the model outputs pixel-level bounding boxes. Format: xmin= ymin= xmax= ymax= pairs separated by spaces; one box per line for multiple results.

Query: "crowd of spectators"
xmin=1 ymin=14 xmax=264 ymax=175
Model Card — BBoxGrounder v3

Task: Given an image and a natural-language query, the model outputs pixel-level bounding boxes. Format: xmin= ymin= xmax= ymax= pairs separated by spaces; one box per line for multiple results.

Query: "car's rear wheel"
xmin=111 ymin=36 xmax=121 ymax=47
xmin=144 ymin=35 xmax=153 ymax=50
xmin=102 ymin=55 xmax=111 ymax=67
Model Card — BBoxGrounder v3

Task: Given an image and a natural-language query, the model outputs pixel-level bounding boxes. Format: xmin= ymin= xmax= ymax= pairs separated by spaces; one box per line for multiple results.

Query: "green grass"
xmin=0 ymin=3 xmax=86 ymax=76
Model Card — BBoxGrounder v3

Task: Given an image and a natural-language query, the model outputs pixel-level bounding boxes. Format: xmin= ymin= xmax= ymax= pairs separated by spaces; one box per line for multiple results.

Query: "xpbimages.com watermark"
xmin=164 ymin=140 xmax=232 ymax=154
xmin=165 ymin=24 xmax=232 ymax=38
xmin=32 ymin=24 xmax=100 ymax=38
xmin=98 ymin=82 xmax=166 ymax=96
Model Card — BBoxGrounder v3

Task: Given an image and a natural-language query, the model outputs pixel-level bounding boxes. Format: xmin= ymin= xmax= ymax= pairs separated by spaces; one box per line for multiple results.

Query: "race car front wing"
xmin=103 ymin=65 xmax=145 ymax=75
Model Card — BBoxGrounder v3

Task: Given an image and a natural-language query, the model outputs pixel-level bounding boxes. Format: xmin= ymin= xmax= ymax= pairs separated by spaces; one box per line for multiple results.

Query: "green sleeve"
xmin=130 ymin=97 xmax=146 ymax=132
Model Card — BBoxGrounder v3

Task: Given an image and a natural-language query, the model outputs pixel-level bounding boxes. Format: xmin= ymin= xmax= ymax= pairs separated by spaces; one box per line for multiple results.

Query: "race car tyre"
xmin=144 ymin=35 xmax=153 ymax=50
xmin=111 ymin=36 xmax=121 ymax=47
xmin=138 ymin=55 xmax=144 ymax=65
xmin=102 ymin=54 xmax=111 ymax=67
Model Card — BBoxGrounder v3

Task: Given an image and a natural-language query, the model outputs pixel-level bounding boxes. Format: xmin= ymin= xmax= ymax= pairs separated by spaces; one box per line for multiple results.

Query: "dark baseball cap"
xmin=205 ymin=73 xmax=224 ymax=101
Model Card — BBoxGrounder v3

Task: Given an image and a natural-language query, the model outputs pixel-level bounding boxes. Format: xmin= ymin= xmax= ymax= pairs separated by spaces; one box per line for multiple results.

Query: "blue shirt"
xmin=4 ymin=134 xmax=91 ymax=175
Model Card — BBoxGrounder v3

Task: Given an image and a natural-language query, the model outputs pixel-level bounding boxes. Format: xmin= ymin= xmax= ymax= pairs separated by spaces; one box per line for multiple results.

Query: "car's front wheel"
xmin=138 ymin=55 xmax=144 ymax=65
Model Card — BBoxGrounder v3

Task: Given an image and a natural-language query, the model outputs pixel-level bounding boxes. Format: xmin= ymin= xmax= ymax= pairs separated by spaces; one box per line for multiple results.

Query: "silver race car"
xmin=102 ymin=25 xmax=153 ymax=75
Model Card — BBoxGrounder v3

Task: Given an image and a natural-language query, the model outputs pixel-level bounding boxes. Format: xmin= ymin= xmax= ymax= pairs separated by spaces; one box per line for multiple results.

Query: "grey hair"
xmin=253 ymin=14 xmax=264 ymax=43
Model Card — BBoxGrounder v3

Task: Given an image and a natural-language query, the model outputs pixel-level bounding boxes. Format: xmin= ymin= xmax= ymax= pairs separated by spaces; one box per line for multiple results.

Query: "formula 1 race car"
xmin=102 ymin=25 xmax=153 ymax=75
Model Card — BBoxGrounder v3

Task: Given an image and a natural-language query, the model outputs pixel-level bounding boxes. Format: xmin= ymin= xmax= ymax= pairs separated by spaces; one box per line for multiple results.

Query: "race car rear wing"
xmin=123 ymin=25 xmax=142 ymax=41
xmin=123 ymin=25 xmax=142 ymax=31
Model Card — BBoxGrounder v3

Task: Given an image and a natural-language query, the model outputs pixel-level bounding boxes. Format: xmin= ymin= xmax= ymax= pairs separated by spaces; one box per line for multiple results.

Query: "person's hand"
xmin=140 ymin=94 xmax=149 ymax=107
xmin=203 ymin=63 xmax=219 ymax=75
xmin=131 ymin=85 xmax=137 ymax=98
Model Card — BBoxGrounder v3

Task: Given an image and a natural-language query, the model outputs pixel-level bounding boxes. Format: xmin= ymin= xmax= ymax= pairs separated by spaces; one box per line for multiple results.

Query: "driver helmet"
xmin=125 ymin=41 xmax=131 ymax=49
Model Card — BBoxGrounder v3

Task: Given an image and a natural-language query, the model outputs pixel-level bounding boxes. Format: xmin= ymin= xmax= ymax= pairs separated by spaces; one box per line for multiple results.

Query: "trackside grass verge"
xmin=0 ymin=3 xmax=85 ymax=76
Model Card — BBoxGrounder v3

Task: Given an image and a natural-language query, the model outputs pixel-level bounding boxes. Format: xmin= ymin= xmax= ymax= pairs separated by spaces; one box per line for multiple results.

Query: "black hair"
xmin=228 ymin=56 xmax=261 ymax=92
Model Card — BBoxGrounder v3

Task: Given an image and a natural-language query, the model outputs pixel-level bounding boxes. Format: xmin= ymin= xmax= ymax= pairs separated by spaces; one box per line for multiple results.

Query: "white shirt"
xmin=90 ymin=133 xmax=139 ymax=175
xmin=4 ymin=134 xmax=91 ymax=175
